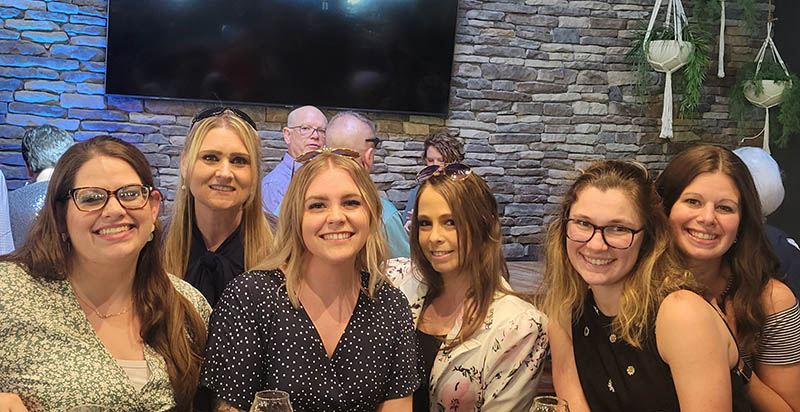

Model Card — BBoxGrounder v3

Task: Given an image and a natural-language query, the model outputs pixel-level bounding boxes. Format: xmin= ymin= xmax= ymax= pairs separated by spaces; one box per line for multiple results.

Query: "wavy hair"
xmin=164 ymin=109 xmax=273 ymax=278
xmin=2 ymin=136 xmax=206 ymax=411
xmin=540 ymin=160 xmax=693 ymax=348
xmin=423 ymin=131 xmax=464 ymax=163
xmin=409 ymin=172 xmax=517 ymax=349
xmin=656 ymin=144 xmax=780 ymax=353
xmin=255 ymin=152 xmax=388 ymax=307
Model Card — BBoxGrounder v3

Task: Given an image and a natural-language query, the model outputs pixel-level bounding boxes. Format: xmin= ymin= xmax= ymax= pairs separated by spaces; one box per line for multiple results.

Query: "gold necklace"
xmin=74 ymin=293 xmax=130 ymax=319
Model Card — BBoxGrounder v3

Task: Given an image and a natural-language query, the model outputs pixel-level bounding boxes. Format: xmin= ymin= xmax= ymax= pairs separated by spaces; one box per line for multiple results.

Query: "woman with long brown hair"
xmin=0 ymin=136 xmax=209 ymax=412
xmin=387 ymin=163 xmax=548 ymax=412
xmin=657 ymin=145 xmax=800 ymax=411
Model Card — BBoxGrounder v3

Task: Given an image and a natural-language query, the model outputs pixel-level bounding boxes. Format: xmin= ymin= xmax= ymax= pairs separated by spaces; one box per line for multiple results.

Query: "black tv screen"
xmin=106 ymin=0 xmax=459 ymax=116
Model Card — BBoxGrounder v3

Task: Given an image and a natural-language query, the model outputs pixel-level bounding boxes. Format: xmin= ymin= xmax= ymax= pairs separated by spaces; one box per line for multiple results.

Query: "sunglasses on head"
xmin=292 ymin=147 xmax=361 ymax=177
xmin=416 ymin=163 xmax=472 ymax=184
xmin=191 ymin=107 xmax=257 ymax=130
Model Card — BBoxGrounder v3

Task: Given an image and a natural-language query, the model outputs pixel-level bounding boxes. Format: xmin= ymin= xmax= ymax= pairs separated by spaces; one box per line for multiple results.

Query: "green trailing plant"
xmin=627 ymin=24 xmax=712 ymax=118
xmin=729 ymin=60 xmax=800 ymax=147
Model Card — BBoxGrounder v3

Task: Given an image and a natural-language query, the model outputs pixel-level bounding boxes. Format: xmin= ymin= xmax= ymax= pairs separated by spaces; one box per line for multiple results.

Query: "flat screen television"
xmin=106 ymin=0 xmax=459 ymax=116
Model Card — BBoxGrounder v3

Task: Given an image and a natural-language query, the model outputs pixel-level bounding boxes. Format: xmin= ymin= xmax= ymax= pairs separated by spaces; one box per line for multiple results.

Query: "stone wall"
xmin=0 ymin=0 xmax=770 ymax=258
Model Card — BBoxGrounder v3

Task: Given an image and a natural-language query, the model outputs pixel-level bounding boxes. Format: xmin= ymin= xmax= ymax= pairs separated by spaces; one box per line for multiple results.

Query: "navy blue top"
xmin=201 ymin=269 xmax=420 ymax=411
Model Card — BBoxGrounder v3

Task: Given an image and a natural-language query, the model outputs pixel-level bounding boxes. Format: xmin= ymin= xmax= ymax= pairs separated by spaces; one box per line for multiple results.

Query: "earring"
xmin=148 ymin=231 xmax=154 ymax=242
xmin=60 ymin=233 xmax=68 ymax=242
xmin=181 ymin=184 xmax=186 ymax=190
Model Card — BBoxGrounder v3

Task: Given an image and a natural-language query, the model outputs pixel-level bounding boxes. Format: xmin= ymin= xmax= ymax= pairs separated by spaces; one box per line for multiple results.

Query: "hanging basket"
xmin=648 ymin=40 xmax=693 ymax=73
xmin=743 ymin=80 xmax=787 ymax=108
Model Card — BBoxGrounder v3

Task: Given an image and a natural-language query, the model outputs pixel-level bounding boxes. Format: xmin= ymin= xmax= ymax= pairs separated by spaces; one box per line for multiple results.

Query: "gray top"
xmin=8 ymin=180 xmax=48 ymax=248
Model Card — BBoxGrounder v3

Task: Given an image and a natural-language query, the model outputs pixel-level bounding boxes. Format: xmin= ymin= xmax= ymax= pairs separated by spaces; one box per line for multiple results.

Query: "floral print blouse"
xmin=0 ymin=262 xmax=211 ymax=412
xmin=386 ymin=258 xmax=549 ymax=412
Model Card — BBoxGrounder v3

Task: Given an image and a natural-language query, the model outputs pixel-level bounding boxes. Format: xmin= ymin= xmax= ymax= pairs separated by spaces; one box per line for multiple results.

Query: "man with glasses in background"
xmin=262 ymin=105 xmax=327 ymax=215
xmin=325 ymin=111 xmax=410 ymax=258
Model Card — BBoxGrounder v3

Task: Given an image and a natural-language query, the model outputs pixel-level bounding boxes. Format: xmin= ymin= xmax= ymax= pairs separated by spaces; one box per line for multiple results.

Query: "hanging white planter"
xmin=642 ymin=0 xmax=693 ymax=139
xmin=744 ymin=80 xmax=786 ymax=108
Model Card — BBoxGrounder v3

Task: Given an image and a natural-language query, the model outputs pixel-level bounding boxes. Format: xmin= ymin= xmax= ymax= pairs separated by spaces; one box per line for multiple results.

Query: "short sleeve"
xmin=201 ymin=272 xmax=270 ymax=410
xmin=481 ymin=302 xmax=549 ymax=412
xmin=755 ymin=301 xmax=800 ymax=365
xmin=168 ymin=274 xmax=212 ymax=324
xmin=382 ymin=285 xmax=421 ymax=400
xmin=382 ymin=201 xmax=410 ymax=258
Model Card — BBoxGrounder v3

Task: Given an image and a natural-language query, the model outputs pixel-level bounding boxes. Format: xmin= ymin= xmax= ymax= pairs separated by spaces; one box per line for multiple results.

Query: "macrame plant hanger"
xmin=644 ymin=0 xmax=691 ymax=139
xmin=741 ymin=0 xmax=788 ymax=154
xmin=718 ymin=0 xmax=726 ymax=78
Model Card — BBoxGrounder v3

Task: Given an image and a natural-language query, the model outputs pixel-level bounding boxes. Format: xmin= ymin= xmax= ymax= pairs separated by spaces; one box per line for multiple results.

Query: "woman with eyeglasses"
xmin=385 ymin=163 xmax=548 ymax=412
xmin=540 ymin=160 xmax=751 ymax=412
xmin=201 ymin=149 xmax=419 ymax=412
xmin=0 ymin=136 xmax=209 ymax=412
xmin=163 ymin=107 xmax=275 ymax=307
xmin=657 ymin=145 xmax=800 ymax=412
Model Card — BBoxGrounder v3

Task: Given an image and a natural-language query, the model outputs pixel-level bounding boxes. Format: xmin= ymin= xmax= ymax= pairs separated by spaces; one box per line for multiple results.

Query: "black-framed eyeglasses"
xmin=192 ymin=107 xmax=257 ymax=130
xmin=287 ymin=125 xmax=326 ymax=138
xmin=365 ymin=137 xmax=381 ymax=149
xmin=565 ymin=218 xmax=643 ymax=249
xmin=67 ymin=184 xmax=154 ymax=212
xmin=291 ymin=147 xmax=361 ymax=178
xmin=416 ymin=163 xmax=472 ymax=184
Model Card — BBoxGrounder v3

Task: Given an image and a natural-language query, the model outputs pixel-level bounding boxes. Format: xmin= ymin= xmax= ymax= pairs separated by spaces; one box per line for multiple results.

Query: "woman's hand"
xmin=0 ymin=394 xmax=28 ymax=412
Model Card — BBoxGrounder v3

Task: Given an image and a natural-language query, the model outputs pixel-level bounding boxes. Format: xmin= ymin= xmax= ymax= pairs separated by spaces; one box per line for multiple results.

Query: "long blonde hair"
xmin=255 ymin=152 xmax=388 ymax=308
xmin=409 ymin=172 xmax=518 ymax=349
xmin=164 ymin=110 xmax=273 ymax=277
xmin=540 ymin=160 xmax=695 ymax=348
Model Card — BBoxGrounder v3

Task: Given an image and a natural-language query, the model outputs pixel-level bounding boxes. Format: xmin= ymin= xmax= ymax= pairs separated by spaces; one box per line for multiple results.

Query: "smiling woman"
xmin=201 ymin=151 xmax=419 ymax=412
xmin=163 ymin=107 xmax=275 ymax=307
xmin=540 ymin=159 xmax=751 ymax=412
xmin=0 ymin=136 xmax=210 ymax=412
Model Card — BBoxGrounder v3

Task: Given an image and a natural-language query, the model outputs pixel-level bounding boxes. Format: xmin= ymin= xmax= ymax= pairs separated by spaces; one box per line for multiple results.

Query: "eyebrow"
xmin=305 ymin=192 xmax=362 ymax=203
xmin=198 ymin=150 xmax=250 ymax=158
xmin=570 ymin=214 xmax=638 ymax=227
xmin=681 ymin=192 xmax=739 ymax=204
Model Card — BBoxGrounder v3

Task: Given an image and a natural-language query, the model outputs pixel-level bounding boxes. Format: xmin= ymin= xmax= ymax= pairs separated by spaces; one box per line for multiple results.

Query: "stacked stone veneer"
xmin=0 ymin=0 xmax=770 ymax=258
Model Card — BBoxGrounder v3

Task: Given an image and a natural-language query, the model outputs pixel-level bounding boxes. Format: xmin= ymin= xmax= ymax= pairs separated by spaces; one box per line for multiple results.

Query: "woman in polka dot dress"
xmin=386 ymin=163 xmax=548 ymax=412
xmin=201 ymin=150 xmax=420 ymax=412
xmin=539 ymin=160 xmax=751 ymax=412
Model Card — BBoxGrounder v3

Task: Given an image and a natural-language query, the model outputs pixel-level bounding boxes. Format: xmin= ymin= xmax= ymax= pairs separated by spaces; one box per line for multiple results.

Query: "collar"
xmin=35 ymin=168 xmax=54 ymax=182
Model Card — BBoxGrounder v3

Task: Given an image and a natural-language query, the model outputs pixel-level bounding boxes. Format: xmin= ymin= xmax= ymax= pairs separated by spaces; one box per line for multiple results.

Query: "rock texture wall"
xmin=0 ymin=0 xmax=770 ymax=258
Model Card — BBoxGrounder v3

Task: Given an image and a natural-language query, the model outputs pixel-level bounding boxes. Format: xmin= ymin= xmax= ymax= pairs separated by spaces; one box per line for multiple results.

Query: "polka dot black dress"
xmin=201 ymin=269 xmax=420 ymax=412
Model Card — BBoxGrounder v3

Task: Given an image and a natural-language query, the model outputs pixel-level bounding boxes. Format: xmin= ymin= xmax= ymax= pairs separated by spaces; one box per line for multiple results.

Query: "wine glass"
xmin=249 ymin=390 xmax=293 ymax=412
xmin=530 ymin=395 xmax=570 ymax=412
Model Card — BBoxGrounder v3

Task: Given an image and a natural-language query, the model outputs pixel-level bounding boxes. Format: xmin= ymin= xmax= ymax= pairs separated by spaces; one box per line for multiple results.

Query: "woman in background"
xmin=402 ymin=131 xmax=464 ymax=224
xmin=0 ymin=136 xmax=209 ymax=412
xmin=541 ymin=160 xmax=748 ymax=412
xmin=164 ymin=107 xmax=274 ymax=307
xmin=202 ymin=149 xmax=418 ymax=412
xmin=387 ymin=163 xmax=548 ymax=412
xmin=657 ymin=145 xmax=800 ymax=411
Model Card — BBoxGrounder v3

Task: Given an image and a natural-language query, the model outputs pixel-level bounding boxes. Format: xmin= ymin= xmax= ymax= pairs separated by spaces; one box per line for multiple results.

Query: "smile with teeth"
xmin=96 ymin=225 xmax=134 ymax=235
xmin=210 ymin=185 xmax=234 ymax=191
xmin=322 ymin=232 xmax=353 ymax=240
xmin=431 ymin=250 xmax=452 ymax=257
xmin=583 ymin=255 xmax=614 ymax=265
xmin=687 ymin=229 xmax=717 ymax=240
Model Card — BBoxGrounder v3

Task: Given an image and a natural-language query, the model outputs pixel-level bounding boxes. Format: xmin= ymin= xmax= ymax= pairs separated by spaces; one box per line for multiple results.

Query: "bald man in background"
xmin=262 ymin=105 xmax=327 ymax=215
xmin=325 ymin=111 xmax=410 ymax=258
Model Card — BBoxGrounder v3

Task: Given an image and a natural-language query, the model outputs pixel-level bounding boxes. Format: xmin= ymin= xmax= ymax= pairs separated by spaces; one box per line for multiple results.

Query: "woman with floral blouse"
xmin=387 ymin=163 xmax=548 ymax=412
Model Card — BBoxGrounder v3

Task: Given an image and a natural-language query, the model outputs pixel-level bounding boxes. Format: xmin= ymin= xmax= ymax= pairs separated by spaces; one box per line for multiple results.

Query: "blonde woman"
xmin=202 ymin=150 xmax=419 ymax=412
xmin=387 ymin=163 xmax=548 ymax=412
xmin=163 ymin=107 xmax=274 ymax=307
xmin=541 ymin=160 xmax=750 ymax=412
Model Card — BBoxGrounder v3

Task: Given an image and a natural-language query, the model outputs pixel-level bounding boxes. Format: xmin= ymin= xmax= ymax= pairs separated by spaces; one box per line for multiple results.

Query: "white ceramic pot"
xmin=647 ymin=40 xmax=693 ymax=73
xmin=744 ymin=80 xmax=788 ymax=109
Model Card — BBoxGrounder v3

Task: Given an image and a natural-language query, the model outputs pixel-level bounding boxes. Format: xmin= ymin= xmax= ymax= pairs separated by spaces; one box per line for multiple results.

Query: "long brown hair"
xmin=255 ymin=152 xmax=388 ymax=307
xmin=540 ymin=160 xmax=693 ymax=348
xmin=409 ymin=171 xmax=516 ymax=349
xmin=164 ymin=109 xmax=273 ymax=277
xmin=2 ymin=136 xmax=207 ymax=411
xmin=656 ymin=144 xmax=781 ymax=353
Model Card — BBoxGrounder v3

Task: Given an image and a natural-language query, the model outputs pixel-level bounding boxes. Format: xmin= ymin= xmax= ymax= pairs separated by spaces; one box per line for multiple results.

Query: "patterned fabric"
xmin=386 ymin=258 xmax=549 ymax=412
xmin=201 ymin=269 xmax=420 ymax=412
xmin=8 ymin=180 xmax=48 ymax=249
xmin=0 ymin=171 xmax=15 ymax=253
xmin=754 ymin=300 xmax=800 ymax=365
xmin=261 ymin=153 xmax=299 ymax=215
xmin=0 ymin=262 xmax=211 ymax=412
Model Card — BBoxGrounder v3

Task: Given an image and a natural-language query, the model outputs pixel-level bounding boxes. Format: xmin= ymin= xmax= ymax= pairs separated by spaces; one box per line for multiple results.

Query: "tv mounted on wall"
xmin=106 ymin=0 xmax=459 ymax=116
